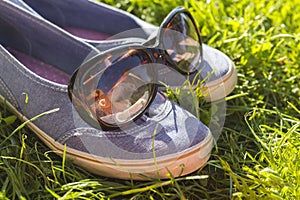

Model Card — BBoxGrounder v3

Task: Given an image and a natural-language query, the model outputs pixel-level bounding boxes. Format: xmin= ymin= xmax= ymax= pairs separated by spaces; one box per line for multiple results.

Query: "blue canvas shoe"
xmin=12 ymin=0 xmax=237 ymax=102
xmin=0 ymin=0 xmax=213 ymax=180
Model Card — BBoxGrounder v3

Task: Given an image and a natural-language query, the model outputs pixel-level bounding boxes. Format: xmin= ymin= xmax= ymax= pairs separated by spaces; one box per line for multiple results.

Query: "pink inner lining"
xmin=5 ymin=28 xmax=110 ymax=84
xmin=7 ymin=48 xmax=70 ymax=85
xmin=63 ymin=27 xmax=111 ymax=40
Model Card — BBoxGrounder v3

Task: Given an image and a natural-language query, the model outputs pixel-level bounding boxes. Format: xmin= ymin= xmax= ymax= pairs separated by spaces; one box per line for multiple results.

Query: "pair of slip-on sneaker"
xmin=0 ymin=0 xmax=237 ymax=180
xmin=15 ymin=0 xmax=237 ymax=102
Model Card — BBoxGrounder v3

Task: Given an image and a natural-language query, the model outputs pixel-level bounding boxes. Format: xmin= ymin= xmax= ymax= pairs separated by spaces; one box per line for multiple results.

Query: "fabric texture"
xmin=0 ymin=0 xmax=210 ymax=161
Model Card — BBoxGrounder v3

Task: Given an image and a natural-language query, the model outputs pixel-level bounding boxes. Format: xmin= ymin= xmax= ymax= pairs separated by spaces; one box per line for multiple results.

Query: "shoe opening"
xmin=0 ymin=3 xmax=96 ymax=84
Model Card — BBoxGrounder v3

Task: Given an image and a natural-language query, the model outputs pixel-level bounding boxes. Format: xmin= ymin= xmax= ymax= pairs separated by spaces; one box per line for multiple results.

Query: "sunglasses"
xmin=68 ymin=7 xmax=203 ymax=130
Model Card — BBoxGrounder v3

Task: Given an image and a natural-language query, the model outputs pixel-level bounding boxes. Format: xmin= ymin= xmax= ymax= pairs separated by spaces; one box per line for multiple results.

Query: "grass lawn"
xmin=0 ymin=0 xmax=299 ymax=199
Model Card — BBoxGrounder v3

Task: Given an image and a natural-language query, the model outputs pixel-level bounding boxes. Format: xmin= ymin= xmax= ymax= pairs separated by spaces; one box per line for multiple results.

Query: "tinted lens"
xmin=69 ymin=48 xmax=156 ymax=128
xmin=163 ymin=12 xmax=202 ymax=73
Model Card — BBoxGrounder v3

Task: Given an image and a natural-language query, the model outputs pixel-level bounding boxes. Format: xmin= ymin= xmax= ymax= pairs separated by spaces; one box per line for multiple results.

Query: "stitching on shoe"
xmin=93 ymin=40 xmax=128 ymax=46
xmin=93 ymin=39 xmax=141 ymax=47
xmin=0 ymin=77 xmax=20 ymax=109
xmin=57 ymin=128 xmax=125 ymax=143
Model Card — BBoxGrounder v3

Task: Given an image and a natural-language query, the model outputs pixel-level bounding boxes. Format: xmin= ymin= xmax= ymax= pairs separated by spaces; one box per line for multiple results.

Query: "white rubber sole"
xmin=1 ymin=95 xmax=213 ymax=180
xmin=202 ymin=62 xmax=238 ymax=102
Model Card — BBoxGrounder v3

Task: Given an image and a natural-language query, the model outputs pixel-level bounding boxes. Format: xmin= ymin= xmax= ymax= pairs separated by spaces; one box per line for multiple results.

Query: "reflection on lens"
xmin=71 ymin=48 xmax=156 ymax=128
xmin=101 ymin=72 xmax=151 ymax=124
xmin=163 ymin=12 xmax=201 ymax=73
xmin=105 ymin=91 xmax=149 ymax=123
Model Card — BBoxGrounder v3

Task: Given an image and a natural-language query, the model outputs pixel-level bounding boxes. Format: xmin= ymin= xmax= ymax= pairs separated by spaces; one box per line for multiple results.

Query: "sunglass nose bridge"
xmin=152 ymin=49 xmax=175 ymax=68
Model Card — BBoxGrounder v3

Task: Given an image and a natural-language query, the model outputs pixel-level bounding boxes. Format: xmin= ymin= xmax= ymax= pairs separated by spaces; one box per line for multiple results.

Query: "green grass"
xmin=1 ymin=0 xmax=299 ymax=199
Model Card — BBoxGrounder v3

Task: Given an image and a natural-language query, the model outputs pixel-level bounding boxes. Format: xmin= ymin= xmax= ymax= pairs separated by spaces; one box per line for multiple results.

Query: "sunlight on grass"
xmin=0 ymin=0 xmax=299 ymax=199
